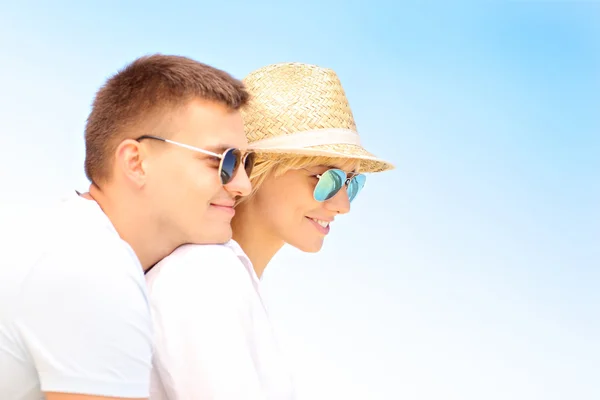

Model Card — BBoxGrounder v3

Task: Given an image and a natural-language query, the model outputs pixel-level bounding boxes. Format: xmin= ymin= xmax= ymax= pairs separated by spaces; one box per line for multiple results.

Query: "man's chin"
xmin=192 ymin=227 xmax=232 ymax=245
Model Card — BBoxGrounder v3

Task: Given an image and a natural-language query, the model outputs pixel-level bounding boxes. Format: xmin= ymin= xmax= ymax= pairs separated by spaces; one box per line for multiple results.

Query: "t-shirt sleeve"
xmin=16 ymin=242 xmax=153 ymax=398
xmin=148 ymin=245 xmax=266 ymax=400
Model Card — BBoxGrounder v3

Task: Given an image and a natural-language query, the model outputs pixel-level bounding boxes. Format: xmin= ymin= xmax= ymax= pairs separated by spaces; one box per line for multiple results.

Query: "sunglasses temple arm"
xmin=163 ymin=138 xmax=222 ymax=159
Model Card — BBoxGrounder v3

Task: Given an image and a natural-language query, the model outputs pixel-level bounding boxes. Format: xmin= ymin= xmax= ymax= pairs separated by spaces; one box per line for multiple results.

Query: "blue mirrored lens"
xmin=220 ymin=149 xmax=240 ymax=184
xmin=347 ymin=174 xmax=366 ymax=202
xmin=313 ymin=169 xmax=345 ymax=201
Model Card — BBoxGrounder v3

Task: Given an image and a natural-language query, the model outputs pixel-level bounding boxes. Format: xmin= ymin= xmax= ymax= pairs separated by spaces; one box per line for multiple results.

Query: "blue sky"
xmin=1 ymin=2 xmax=598 ymax=399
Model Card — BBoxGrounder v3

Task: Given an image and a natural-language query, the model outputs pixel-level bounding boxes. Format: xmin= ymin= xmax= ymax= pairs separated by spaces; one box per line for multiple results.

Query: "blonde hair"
xmin=236 ymin=153 xmax=361 ymax=206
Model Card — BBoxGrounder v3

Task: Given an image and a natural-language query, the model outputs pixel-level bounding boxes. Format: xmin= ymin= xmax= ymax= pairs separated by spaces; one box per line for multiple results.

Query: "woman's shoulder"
xmin=168 ymin=242 xmax=241 ymax=263
xmin=145 ymin=241 xmax=252 ymax=292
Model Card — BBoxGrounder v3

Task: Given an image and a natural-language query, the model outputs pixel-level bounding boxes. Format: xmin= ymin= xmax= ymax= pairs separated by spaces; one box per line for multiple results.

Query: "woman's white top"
xmin=145 ymin=240 xmax=296 ymax=400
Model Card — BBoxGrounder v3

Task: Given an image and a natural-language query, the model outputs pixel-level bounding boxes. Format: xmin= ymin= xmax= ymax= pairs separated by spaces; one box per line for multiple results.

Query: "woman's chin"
xmin=292 ymin=238 xmax=325 ymax=254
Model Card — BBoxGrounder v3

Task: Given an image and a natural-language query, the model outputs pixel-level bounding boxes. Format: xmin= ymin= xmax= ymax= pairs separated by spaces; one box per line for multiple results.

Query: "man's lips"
xmin=211 ymin=202 xmax=235 ymax=208
xmin=210 ymin=202 xmax=236 ymax=216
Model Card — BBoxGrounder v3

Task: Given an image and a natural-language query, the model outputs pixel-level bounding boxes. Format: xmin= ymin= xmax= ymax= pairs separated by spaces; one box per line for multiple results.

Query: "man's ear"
xmin=114 ymin=139 xmax=147 ymax=187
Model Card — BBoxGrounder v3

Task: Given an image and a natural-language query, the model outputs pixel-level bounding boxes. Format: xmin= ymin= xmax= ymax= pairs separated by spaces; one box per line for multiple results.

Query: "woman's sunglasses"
xmin=135 ymin=135 xmax=255 ymax=185
xmin=312 ymin=168 xmax=367 ymax=203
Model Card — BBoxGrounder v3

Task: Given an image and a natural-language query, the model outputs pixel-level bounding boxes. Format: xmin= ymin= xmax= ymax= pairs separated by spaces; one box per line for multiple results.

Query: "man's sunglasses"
xmin=312 ymin=168 xmax=367 ymax=203
xmin=135 ymin=135 xmax=255 ymax=185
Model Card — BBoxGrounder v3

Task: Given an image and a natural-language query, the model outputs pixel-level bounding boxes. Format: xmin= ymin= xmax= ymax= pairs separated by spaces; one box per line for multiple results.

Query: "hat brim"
xmin=248 ymin=143 xmax=395 ymax=173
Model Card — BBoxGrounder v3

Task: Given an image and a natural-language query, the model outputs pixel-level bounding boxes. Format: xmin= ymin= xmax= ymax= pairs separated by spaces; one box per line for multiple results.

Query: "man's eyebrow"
xmin=204 ymin=144 xmax=236 ymax=154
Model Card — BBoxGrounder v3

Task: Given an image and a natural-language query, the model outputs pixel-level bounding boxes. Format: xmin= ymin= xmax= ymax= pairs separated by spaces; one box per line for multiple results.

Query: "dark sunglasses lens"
xmin=244 ymin=152 xmax=256 ymax=178
xmin=347 ymin=174 xmax=366 ymax=202
xmin=314 ymin=169 xmax=345 ymax=202
xmin=220 ymin=149 xmax=241 ymax=184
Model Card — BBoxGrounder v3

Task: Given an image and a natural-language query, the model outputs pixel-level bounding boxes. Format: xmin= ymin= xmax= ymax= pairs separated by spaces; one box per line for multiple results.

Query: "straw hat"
xmin=241 ymin=62 xmax=394 ymax=173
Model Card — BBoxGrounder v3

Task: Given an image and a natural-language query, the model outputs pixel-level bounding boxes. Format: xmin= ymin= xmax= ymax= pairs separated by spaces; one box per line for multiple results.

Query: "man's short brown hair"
xmin=84 ymin=54 xmax=249 ymax=184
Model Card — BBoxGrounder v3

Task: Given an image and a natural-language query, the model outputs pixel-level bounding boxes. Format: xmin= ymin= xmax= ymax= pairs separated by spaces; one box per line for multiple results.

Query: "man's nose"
xmin=225 ymin=165 xmax=252 ymax=197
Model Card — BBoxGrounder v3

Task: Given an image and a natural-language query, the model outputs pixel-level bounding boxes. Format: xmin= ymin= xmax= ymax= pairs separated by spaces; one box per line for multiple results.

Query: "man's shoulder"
xmin=5 ymin=193 xmax=141 ymax=290
xmin=27 ymin=193 xmax=114 ymax=244
xmin=40 ymin=194 xmax=140 ymax=269
xmin=39 ymin=224 xmax=139 ymax=276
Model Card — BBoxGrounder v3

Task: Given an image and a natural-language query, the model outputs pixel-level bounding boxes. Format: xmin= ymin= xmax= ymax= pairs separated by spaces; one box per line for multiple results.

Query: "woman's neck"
xmin=232 ymin=203 xmax=284 ymax=279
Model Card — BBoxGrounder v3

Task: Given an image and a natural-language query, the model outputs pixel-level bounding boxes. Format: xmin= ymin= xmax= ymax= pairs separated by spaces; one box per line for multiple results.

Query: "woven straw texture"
xmin=241 ymin=62 xmax=394 ymax=173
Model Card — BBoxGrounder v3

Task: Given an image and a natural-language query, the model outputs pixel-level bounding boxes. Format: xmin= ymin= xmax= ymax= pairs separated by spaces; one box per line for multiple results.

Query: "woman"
xmin=145 ymin=62 xmax=394 ymax=399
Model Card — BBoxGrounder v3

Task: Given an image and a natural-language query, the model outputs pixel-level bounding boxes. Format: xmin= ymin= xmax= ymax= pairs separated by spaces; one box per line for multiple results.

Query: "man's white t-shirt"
xmin=145 ymin=240 xmax=296 ymax=400
xmin=0 ymin=192 xmax=153 ymax=399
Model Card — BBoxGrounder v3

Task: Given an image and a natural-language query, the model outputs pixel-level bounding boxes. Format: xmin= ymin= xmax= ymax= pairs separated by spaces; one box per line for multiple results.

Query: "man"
xmin=0 ymin=54 xmax=253 ymax=400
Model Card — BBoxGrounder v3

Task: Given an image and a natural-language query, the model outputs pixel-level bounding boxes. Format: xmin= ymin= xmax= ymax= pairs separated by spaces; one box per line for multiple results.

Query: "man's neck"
xmin=85 ymin=184 xmax=176 ymax=271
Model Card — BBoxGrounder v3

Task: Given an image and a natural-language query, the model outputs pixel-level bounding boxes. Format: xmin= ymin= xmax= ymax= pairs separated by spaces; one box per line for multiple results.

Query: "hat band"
xmin=248 ymin=128 xmax=361 ymax=150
